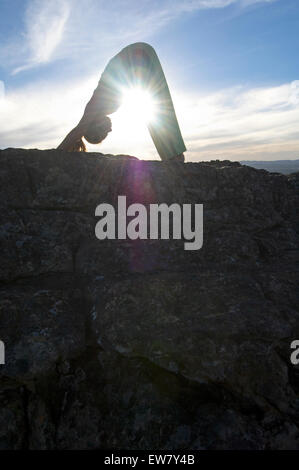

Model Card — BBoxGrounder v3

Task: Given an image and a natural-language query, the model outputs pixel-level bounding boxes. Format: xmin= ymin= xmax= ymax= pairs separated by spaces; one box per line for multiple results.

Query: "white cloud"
xmin=0 ymin=78 xmax=298 ymax=161
xmin=0 ymin=81 xmax=5 ymax=101
xmin=0 ymin=75 xmax=98 ymax=149
xmin=169 ymin=0 xmax=276 ymax=12
xmin=3 ymin=0 xmax=277 ymax=75
xmin=240 ymin=0 xmax=276 ymax=6
xmin=290 ymin=80 xmax=299 ymax=105
xmin=174 ymin=80 xmax=299 ymax=160
xmin=12 ymin=0 xmax=70 ymax=74
xmin=0 ymin=0 xmax=290 ymax=161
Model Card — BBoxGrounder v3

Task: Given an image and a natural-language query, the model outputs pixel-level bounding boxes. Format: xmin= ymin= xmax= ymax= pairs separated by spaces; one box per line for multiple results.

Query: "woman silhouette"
xmin=57 ymin=42 xmax=186 ymax=162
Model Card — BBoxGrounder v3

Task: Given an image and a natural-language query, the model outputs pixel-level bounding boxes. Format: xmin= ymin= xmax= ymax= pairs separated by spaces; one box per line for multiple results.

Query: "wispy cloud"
xmin=0 ymin=0 xmax=290 ymax=161
xmin=0 ymin=77 xmax=298 ymax=161
xmin=164 ymin=0 xmax=277 ymax=12
xmin=175 ymin=80 xmax=299 ymax=160
xmin=0 ymin=81 xmax=5 ymax=101
xmin=3 ymin=0 xmax=277 ymax=75
xmin=0 ymin=75 xmax=97 ymax=149
xmin=12 ymin=0 xmax=70 ymax=74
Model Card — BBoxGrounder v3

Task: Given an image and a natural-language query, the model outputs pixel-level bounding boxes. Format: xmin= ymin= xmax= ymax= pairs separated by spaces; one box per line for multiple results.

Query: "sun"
xmin=119 ymin=87 xmax=157 ymax=125
xmin=97 ymin=86 xmax=158 ymax=157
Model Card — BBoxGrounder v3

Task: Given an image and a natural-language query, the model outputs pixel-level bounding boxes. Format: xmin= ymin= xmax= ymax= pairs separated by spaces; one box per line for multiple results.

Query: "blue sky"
xmin=0 ymin=0 xmax=298 ymax=160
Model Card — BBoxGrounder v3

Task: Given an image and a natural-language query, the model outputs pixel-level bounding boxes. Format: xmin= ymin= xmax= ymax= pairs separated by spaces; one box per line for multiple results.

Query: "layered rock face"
xmin=0 ymin=148 xmax=298 ymax=449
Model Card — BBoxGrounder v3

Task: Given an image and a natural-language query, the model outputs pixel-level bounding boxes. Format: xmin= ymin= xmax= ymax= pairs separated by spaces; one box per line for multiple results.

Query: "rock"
xmin=0 ymin=148 xmax=298 ymax=449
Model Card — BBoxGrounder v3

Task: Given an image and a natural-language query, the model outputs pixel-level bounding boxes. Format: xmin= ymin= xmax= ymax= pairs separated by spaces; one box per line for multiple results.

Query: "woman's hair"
xmin=57 ymin=115 xmax=111 ymax=152
xmin=83 ymin=115 xmax=112 ymax=145
xmin=75 ymin=138 xmax=87 ymax=152
xmin=59 ymin=136 xmax=86 ymax=152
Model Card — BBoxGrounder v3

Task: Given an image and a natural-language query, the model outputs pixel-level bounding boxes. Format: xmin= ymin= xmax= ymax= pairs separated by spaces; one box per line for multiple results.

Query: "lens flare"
xmin=120 ymin=87 xmax=157 ymax=124
xmin=97 ymin=86 xmax=158 ymax=157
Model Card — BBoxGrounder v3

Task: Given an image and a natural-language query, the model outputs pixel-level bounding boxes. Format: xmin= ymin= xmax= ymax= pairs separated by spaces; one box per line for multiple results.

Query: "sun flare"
xmin=100 ymin=86 xmax=158 ymax=155
xmin=119 ymin=87 xmax=157 ymax=125
xmin=94 ymin=86 xmax=158 ymax=157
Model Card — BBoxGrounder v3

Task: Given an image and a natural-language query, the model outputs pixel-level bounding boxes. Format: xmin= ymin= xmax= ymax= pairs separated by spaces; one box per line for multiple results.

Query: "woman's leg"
xmin=124 ymin=43 xmax=186 ymax=161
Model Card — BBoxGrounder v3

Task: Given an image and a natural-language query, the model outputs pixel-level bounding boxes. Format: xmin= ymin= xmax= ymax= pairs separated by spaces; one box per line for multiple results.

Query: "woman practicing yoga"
xmin=57 ymin=42 xmax=186 ymax=162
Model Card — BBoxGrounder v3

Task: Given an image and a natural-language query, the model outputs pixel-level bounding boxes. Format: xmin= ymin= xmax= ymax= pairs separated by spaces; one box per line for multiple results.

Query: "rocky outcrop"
xmin=0 ymin=148 xmax=298 ymax=449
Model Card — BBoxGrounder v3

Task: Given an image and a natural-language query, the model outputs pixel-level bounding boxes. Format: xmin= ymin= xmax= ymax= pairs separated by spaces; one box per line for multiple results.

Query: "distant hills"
xmin=240 ymin=159 xmax=299 ymax=175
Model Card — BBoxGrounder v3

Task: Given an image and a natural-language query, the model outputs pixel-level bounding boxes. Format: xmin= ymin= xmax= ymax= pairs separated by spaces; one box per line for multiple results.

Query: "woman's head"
xmin=83 ymin=115 xmax=112 ymax=144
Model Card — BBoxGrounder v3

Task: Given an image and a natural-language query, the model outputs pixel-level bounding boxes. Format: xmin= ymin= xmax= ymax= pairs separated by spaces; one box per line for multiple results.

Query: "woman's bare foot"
xmin=169 ymin=153 xmax=185 ymax=163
